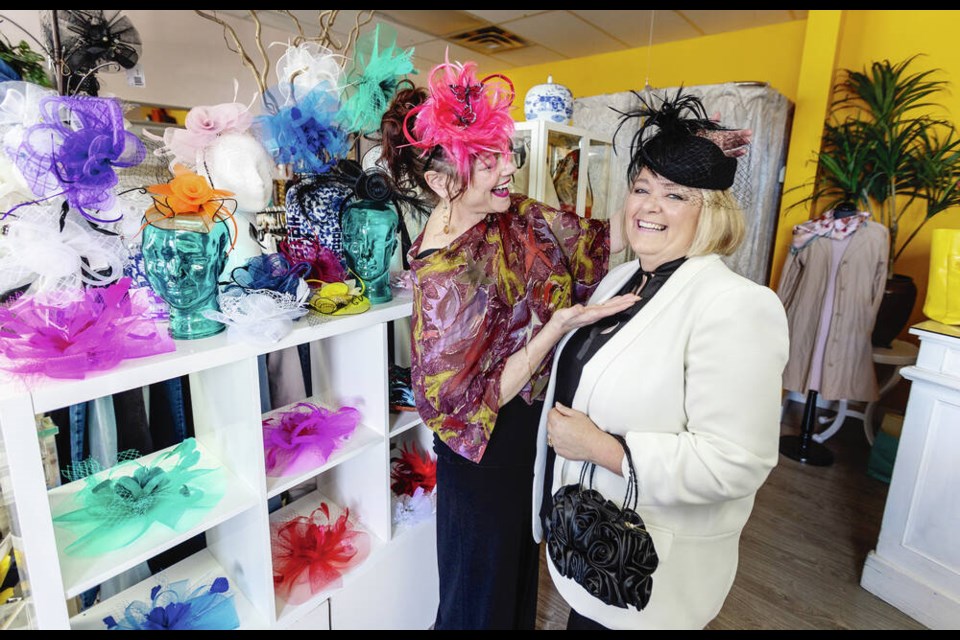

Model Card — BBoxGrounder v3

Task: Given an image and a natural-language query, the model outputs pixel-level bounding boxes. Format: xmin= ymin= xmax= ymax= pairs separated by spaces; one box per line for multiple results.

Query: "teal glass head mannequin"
xmin=142 ymin=217 xmax=230 ymax=339
xmin=341 ymin=199 xmax=399 ymax=304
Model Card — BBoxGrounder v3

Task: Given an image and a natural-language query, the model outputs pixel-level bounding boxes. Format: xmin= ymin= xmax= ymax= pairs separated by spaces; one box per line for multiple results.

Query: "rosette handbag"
xmin=544 ymin=434 xmax=658 ymax=610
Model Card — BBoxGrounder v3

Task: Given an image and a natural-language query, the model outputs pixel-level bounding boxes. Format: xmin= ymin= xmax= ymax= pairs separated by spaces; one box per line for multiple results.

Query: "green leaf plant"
xmin=788 ymin=55 xmax=958 ymax=278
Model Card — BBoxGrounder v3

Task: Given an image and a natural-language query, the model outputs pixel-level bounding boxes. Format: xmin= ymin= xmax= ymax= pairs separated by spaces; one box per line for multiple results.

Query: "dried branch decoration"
xmin=194 ymin=10 xmax=375 ymax=112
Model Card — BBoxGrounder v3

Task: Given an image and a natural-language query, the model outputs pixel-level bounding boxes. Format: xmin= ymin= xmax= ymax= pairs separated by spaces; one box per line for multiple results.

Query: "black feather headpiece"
xmin=613 ymin=88 xmax=737 ymax=190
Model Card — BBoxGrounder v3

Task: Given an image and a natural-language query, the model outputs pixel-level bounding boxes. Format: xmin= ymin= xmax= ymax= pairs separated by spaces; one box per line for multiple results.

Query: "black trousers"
xmin=433 ymin=397 xmax=542 ymax=630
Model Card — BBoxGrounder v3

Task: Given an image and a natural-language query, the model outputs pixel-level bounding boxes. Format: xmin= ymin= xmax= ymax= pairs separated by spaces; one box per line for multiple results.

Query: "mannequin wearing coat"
xmin=777 ymin=207 xmax=888 ymax=402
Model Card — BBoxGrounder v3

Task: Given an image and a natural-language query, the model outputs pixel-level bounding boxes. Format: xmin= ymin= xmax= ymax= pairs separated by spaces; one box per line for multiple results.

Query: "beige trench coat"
xmin=777 ymin=222 xmax=889 ymax=401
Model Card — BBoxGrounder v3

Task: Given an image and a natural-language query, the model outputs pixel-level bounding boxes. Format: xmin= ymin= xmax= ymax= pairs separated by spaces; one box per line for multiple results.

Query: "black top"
xmin=553 ymin=256 xmax=687 ymax=407
xmin=541 ymin=256 xmax=686 ymax=528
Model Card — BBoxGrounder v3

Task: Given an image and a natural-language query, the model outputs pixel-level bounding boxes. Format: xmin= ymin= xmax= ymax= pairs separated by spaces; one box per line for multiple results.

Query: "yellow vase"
xmin=923 ymin=228 xmax=960 ymax=325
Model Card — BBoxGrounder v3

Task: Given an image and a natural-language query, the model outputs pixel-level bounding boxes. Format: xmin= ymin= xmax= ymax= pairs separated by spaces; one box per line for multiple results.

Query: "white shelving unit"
xmin=0 ymin=290 xmax=439 ymax=630
xmin=512 ymin=119 xmax=616 ymax=220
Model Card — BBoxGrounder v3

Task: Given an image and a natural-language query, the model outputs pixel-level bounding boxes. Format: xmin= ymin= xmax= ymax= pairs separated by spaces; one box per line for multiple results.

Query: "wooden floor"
xmin=534 ymin=403 xmax=928 ymax=630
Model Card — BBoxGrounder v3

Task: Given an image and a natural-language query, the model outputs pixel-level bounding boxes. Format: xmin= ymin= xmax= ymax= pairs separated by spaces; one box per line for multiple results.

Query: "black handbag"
xmin=544 ymin=433 xmax=659 ymax=610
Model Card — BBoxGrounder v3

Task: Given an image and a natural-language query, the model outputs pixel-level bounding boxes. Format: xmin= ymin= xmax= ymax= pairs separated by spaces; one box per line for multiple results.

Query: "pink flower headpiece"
xmin=402 ymin=55 xmax=515 ymax=181
xmin=160 ymin=102 xmax=253 ymax=170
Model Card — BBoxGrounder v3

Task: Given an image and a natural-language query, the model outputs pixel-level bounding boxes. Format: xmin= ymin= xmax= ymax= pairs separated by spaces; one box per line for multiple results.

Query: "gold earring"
xmin=440 ymin=200 xmax=451 ymax=234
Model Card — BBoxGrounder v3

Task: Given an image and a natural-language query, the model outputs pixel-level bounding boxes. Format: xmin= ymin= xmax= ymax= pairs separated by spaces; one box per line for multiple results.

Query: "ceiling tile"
xmin=370 ymin=13 xmax=435 ymax=46
xmin=410 ymin=39 xmax=504 ymax=75
xmin=678 ymin=10 xmax=802 ymax=36
xmin=375 ymin=10 xmax=487 ymax=37
xmin=484 ymin=45 xmax=559 ymax=68
xmin=463 ymin=10 xmax=550 ymax=24
xmin=572 ymin=10 xmax=702 ymax=48
xmin=505 ymin=10 xmax=629 ymax=60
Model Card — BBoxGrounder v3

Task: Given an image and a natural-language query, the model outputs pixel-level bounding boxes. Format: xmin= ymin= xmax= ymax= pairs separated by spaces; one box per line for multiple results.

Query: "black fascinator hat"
xmin=614 ymin=89 xmax=737 ymax=190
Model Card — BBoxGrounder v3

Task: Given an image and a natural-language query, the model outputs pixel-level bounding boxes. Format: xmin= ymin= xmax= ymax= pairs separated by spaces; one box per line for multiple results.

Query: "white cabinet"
xmin=512 ymin=120 xmax=616 ymax=221
xmin=861 ymin=321 xmax=960 ymax=629
xmin=0 ymin=291 xmax=438 ymax=630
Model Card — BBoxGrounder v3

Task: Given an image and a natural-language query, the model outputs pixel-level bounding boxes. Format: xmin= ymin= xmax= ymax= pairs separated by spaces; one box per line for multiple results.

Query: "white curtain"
xmin=573 ymin=83 xmax=792 ymax=284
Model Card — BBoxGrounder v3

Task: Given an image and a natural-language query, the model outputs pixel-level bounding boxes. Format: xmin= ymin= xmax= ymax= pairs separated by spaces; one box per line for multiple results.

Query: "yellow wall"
xmin=503 ymin=20 xmax=806 ymax=109
xmin=831 ymin=10 xmax=960 ymax=335
xmin=501 ymin=10 xmax=960 ymax=340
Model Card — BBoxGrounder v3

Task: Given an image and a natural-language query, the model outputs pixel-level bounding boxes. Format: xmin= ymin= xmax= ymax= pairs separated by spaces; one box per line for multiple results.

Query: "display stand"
xmin=779 ymin=390 xmax=834 ymax=466
xmin=0 ymin=291 xmax=439 ymax=630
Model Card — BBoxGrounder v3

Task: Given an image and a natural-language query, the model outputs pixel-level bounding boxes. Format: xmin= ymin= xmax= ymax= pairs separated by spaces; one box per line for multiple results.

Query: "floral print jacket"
xmin=408 ymin=193 xmax=610 ymax=462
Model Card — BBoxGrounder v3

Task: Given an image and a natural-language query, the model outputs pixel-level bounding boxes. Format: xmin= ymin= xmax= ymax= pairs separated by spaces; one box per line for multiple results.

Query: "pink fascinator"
xmin=403 ymin=55 xmax=515 ymax=181
xmin=160 ymin=102 xmax=253 ymax=170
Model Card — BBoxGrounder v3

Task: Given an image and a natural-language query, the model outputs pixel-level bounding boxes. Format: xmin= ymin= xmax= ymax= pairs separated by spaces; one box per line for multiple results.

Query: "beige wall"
xmin=0 ymin=10 xmax=295 ymax=110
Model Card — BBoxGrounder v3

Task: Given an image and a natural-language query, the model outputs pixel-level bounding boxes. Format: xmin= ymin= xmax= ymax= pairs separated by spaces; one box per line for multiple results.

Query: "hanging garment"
xmin=778 ymin=217 xmax=888 ymax=401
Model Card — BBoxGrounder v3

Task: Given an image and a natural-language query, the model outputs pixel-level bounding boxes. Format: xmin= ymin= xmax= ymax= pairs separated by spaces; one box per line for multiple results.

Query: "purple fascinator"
xmin=0 ymin=277 xmax=174 ymax=380
xmin=15 ymin=95 xmax=146 ymax=222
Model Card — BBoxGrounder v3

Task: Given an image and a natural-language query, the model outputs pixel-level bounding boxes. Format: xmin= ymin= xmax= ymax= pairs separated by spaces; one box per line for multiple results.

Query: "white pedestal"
xmin=861 ymin=321 xmax=960 ymax=629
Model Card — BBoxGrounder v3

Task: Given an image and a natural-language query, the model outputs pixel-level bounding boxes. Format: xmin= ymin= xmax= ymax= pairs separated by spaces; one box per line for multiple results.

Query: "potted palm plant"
xmin=797 ymin=55 xmax=960 ymax=346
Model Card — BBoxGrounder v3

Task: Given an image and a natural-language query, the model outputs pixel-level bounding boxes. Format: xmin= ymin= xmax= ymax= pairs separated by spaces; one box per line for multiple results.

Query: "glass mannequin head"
xmin=341 ymin=199 xmax=398 ymax=304
xmin=141 ymin=218 xmax=229 ymax=339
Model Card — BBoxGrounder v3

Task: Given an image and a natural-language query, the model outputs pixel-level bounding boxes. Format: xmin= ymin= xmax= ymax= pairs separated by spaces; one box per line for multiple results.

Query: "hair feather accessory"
xmin=202 ymin=282 xmax=310 ymax=345
xmin=273 ymin=41 xmax=344 ymax=108
xmin=0 ymin=201 xmax=126 ymax=304
xmin=10 ymin=95 xmax=145 ymax=222
xmin=392 ymin=486 xmax=435 ymax=527
xmin=338 ymin=23 xmax=416 ymax=135
xmin=402 ymin=55 xmax=515 ymax=181
xmin=277 ymin=236 xmax=347 ymax=285
xmin=224 ymin=252 xmax=310 ymax=297
xmin=255 ymin=82 xmax=350 ymax=175
xmin=51 ymin=438 xmax=225 ymax=556
xmin=390 ymin=441 xmax=437 ymax=497
xmin=158 ymin=102 xmax=253 ymax=171
xmin=613 ymin=88 xmax=737 ymax=190
xmin=271 ymin=503 xmax=370 ymax=605
xmin=262 ymin=401 xmax=361 ymax=476
xmin=103 ymin=576 xmax=240 ymax=630
xmin=0 ymin=277 xmax=174 ymax=381
xmin=141 ymin=166 xmax=239 ymax=251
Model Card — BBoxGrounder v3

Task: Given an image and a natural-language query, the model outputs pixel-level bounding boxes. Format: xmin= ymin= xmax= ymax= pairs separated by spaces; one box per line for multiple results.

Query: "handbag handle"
xmin=577 ymin=433 xmax=639 ymax=513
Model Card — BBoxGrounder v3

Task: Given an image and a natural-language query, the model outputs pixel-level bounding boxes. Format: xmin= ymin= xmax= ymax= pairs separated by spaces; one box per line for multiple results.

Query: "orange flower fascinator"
xmin=141 ymin=165 xmax=239 ymax=250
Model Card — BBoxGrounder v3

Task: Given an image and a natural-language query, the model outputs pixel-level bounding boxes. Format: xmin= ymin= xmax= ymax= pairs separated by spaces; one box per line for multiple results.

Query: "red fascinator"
xmin=403 ymin=54 xmax=515 ymax=182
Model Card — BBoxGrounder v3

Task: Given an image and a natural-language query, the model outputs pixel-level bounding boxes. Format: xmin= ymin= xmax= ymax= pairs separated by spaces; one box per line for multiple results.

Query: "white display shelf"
xmin=387 ymin=411 xmax=423 ymax=438
xmin=0 ymin=290 xmax=439 ymax=629
xmin=49 ymin=441 xmax=259 ymax=599
xmin=268 ymin=489 xmax=384 ymax=627
xmin=0 ymin=291 xmax=413 ymax=415
xmin=263 ymin=396 xmax=383 ymax=499
xmin=69 ymin=548 xmax=268 ymax=630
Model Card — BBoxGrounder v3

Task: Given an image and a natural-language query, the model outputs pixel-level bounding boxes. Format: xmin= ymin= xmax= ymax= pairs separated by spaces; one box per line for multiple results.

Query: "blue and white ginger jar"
xmin=524 ymin=75 xmax=573 ymax=124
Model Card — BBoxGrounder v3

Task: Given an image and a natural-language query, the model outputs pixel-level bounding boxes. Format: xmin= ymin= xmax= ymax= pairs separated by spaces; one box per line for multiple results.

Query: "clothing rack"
xmin=779 ymin=390 xmax=834 ymax=466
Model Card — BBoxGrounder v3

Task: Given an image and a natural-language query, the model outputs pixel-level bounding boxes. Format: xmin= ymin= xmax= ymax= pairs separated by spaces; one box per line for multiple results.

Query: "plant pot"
xmin=871 ymin=273 xmax=918 ymax=348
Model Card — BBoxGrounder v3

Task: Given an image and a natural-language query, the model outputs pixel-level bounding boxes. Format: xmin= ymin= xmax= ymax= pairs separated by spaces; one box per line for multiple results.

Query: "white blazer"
xmin=533 ymin=254 xmax=789 ymax=630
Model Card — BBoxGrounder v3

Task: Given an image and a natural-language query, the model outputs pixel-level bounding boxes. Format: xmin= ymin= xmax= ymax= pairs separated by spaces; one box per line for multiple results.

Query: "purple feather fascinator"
xmin=14 ymin=95 xmax=145 ymax=222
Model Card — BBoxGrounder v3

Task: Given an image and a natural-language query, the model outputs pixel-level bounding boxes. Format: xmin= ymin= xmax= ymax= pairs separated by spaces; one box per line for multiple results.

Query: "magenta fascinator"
xmin=13 ymin=95 xmax=146 ymax=223
xmin=262 ymin=402 xmax=360 ymax=477
xmin=0 ymin=277 xmax=174 ymax=380
xmin=403 ymin=55 xmax=515 ymax=181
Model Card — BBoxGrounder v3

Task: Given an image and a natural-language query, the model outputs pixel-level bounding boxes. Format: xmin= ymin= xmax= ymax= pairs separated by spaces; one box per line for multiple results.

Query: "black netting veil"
xmin=613 ymin=88 xmax=739 ymax=191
